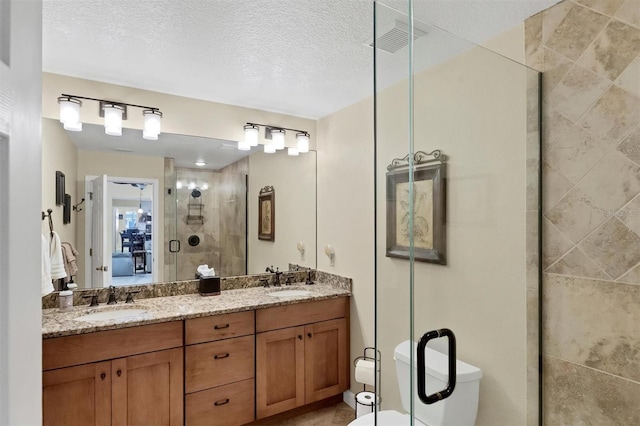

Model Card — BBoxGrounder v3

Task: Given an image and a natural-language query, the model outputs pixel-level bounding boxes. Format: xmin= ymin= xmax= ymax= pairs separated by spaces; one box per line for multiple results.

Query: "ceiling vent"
xmin=367 ymin=20 xmax=428 ymax=54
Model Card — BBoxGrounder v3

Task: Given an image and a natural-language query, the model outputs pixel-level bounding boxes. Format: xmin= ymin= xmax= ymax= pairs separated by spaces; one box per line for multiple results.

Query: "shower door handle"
xmin=169 ymin=239 xmax=181 ymax=253
xmin=417 ymin=328 xmax=456 ymax=405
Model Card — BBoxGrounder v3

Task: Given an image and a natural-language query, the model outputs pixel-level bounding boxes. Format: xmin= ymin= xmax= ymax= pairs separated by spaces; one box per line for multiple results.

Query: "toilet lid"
xmin=349 ymin=410 xmax=426 ymax=426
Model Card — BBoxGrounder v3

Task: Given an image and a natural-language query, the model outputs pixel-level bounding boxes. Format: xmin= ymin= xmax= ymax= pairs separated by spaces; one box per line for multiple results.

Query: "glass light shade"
xmin=201 ymin=183 xmax=209 ymax=190
xmin=176 ymin=181 xmax=183 ymax=189
xmin=244 ymin=124 xmax=259 ymax=147
xmin=195 ymin=160 xmax=206 ymax=167
xmin=188 ymin=182 xmax=196 ymax=190
xmin=288 ymin=147 xmax=299 ymax=156
xmin=143 ymin=110 xmax=162 ymax=140
xmin=137 ymin=207 xmax=144 ymax=214
xmin=238 ymin=140 xmax=251 ymax=151
xmin=271 ymin=129 xmax=285 ymax=150
xmin=296 ymin=132 xmax=310 ymax=153
xmin=58 ymin=97 xmax=82 ymax=129
xmin=264 ymin=143 xmax=276 ymax=154
xmin=103 ymin=104 xmax=124 ymax=136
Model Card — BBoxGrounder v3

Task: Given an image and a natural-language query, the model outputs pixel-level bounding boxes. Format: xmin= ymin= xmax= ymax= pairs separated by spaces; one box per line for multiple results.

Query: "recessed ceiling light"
xmin=195 ymin=160 xmax=206 ymax=167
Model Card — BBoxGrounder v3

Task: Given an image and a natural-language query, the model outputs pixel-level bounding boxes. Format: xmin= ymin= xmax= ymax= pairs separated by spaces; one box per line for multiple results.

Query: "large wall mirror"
xmin=42 ymin=118 xmax=316 ymax=289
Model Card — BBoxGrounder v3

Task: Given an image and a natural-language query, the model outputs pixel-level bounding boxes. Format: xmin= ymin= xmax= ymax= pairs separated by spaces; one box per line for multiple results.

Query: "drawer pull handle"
xmin=214 ymin=398 xmax=230 ymax=406
xmin=214 ymin=353 xmax=230 ymax=360
xmin=214 ymin=324 xmax=230 ymax=330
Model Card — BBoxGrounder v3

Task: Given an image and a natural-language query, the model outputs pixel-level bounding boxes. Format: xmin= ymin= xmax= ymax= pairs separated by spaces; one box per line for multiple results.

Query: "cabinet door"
xmin=304 ymin=318 xmax=348 ymax=403
xmin=256 ymin=326 xmax=305 ymax=419
xmin=43 ymin=361 xmax=111 ymax=426
xmin=112 ymin=348 xmax=183 ymax=426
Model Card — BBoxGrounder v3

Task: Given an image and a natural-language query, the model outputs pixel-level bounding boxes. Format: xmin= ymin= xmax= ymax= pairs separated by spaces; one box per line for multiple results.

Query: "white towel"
xmin=41 ymin=235 xmax=54 ymax=296
xmin=49 ymin=231 xmax=67 ymax=281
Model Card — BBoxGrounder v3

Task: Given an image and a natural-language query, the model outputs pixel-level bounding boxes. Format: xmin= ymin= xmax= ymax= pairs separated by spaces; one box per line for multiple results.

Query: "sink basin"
xmin=268 ymin=289 xmax=312 ymax=298
xmin=74 ymin=308 xmax=148 ymax=322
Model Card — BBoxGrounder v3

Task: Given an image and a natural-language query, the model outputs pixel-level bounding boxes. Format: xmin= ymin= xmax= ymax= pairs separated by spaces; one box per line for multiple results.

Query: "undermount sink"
xmin=268 ymin=289 xmax=312 ymax=298
xmin=74 ymin=308 xmax=148 ymax=322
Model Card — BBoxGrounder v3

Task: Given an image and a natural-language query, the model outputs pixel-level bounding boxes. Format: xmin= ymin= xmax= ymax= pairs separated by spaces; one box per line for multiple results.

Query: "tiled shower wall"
xmin=163 ymin=158 xmax=247 ymax=281
xmin=525 ymin=0 xmax=640 ymax=423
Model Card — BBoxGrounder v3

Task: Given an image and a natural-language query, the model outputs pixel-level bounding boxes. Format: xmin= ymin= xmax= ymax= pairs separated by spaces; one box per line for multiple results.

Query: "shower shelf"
xmin=187 ymin=203 xmax=204 ymax=224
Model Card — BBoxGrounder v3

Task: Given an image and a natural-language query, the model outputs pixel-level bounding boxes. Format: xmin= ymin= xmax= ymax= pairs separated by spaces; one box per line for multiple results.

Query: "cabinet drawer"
xmin=43 ymin=321 xmax=183 ymax=371
xmin=185 ymin=335 xmax=254 ymax=393
xmin=186 ymin=311 xmax=255 ymax=345
xmin=186 ymin=379 xmax=255 ymax=426
xmin=256 ymin=297 xmax=348 ymax=332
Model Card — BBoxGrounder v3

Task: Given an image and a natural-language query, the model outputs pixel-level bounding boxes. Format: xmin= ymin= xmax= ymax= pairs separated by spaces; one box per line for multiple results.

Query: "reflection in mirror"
xmin=41 ymin=118 xmax=317 ymax=289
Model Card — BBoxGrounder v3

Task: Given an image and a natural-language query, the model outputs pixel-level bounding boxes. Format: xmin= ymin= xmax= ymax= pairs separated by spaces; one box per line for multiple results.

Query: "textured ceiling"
xmin=43 ymin=0 xmax=558 ymax=120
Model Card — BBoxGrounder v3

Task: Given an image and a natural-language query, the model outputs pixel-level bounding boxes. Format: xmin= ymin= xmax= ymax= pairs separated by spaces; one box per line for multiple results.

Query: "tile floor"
xmin=279 ymin=402 xmax=355 ymax=425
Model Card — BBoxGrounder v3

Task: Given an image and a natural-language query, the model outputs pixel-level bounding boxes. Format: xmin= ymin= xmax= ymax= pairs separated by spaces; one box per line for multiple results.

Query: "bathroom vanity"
xmin=42 ymin=282 xmax=350 ymax=426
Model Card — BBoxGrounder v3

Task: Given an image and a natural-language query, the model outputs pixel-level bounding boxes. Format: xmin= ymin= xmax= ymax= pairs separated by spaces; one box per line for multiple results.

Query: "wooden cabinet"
xmin=43 ymin=322 xmax=183 ymax=426
xmin=185 ymin=311 xmax=256 ymax=426
xmin=256 ymin=298 xmax=349 ymax=419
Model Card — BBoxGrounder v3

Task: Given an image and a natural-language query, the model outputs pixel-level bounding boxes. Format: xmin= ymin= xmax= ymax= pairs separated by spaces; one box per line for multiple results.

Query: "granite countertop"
xmin=42 ymin=282 xmax=351 ymax=339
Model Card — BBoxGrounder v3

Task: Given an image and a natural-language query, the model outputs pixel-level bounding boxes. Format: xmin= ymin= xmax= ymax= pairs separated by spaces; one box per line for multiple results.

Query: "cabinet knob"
xmin=307 ymin=333 xmax=312 ymax=338
xmin=117 ymin=369 xmax=122 ymax=377
xmin=214 ymin=398 xmax=230 ymax=406
xmin=298 ymin=335 xmax=302 ymax=340
xmin=100 ymin=372 xmax=106 ymax=380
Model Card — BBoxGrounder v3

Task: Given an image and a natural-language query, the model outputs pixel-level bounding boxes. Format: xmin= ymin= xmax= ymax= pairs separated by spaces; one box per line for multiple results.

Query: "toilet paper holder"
xmin=353 ymin=347 xmax=381 ymax=388
xmin=354 ymin=347 xmax=381 ymax=418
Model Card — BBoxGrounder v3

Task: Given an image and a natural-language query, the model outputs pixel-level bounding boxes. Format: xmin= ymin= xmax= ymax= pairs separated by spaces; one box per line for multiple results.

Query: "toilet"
xmin=349 ymin=340 xmax=482 ymax=425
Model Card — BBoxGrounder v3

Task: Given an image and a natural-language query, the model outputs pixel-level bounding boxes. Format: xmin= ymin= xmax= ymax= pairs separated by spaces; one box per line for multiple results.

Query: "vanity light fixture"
xmin=240 ymin=122 xmax=311 ymax=154
xmin=57 ymin=93 xmax=163 ymax=139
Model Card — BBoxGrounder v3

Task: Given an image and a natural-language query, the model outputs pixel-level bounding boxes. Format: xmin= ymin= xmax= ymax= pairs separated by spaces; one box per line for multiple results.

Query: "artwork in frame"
xmin=258 ymin=185 xmax=275 ymax=241
xmin=55 ymin=171 xmax=65 ymax=206
xmin=386 ymin=150 xmax=447 ymax=265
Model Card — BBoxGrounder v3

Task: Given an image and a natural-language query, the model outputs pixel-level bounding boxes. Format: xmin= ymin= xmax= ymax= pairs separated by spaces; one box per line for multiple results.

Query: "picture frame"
xmin=63 ymin=194 xmax=71 ymax=224
xmin=258 ymin=185 xmax=275 ymax=241
xmin=386 ymin=150 xmax=447 ymax=265
xmin=55 ymin=171 xmax=65 ymax=206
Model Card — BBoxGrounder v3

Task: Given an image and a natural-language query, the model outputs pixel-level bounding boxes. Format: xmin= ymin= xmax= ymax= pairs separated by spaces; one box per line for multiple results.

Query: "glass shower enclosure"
xmin=373 ymin=1 xmax=541 ymax=424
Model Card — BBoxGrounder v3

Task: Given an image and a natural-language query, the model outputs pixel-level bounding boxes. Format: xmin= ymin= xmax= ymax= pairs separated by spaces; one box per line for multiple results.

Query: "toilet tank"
xmin=394 ymin=341 xmax=482 ymax=426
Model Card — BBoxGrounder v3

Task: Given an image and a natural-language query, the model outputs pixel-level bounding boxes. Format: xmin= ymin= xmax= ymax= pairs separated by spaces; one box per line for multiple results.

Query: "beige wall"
xmin=248 ymin=150 xmax=316 ymax=274
xmin=41 ymin=118 xmax=78 ymax=248
xmin=76 ymin=151 xmax=164 ymax=287
xmin=526 ymin=1 xmax=640 ymax=423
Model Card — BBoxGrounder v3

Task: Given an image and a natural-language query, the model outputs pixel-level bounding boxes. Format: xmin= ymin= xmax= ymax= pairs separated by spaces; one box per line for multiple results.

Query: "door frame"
xmin=84 ymin=175 xmax=160 ymax=287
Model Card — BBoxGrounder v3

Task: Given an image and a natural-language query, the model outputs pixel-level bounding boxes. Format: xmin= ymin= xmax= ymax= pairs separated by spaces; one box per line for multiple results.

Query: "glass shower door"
xmin=374 ymin=1 xmax=541 ymax=424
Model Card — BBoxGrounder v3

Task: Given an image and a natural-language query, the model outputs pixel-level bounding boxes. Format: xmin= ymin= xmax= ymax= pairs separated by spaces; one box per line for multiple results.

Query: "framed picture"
xmin=258 ymin=185 xmax=275 ymax=241
xmin=386 ymin=150 xmax=447 ymax=265
xmin=63 ymin=194 xmax=71 ymax=224
xmin=55 ymin=171 xmax=65 ymax=206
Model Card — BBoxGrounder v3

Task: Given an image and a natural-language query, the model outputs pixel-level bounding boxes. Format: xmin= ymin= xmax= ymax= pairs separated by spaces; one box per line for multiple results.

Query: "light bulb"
xmin=137 ymin=207 xmax=143 ymax=214
xmin=264 ymin=143 xmax=276 ymax=154
xmin=271 ymin=129 xmax=285 ymax=150
xmin=201 ymin=183 xmax=209 ymax=190
xmin=143 ymin=109 xmax=162 ymax=140
xmin=188 ymin=182 xmax=196 ymax=190
xmin=296 ymin=132 xmax=309 ymax=153
xmin=288 ymin=147 xmax=299 ymax=156
xmin=176 ymin=181 xmax=183 ymax=189
xmin=244 ymin=124 xmax=259 ymax=147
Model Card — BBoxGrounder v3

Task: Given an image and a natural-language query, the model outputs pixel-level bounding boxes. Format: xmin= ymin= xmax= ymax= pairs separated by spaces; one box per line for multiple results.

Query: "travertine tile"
xmin=544 ymin=275 xmax=640 ymax=382
xmin=617 ymin=125 xmax=640 ymax=164
xmin=546 ymin=246 xmax=610 ymax=279
xmin=543 ymin=47 xmax=574 ymax=98
xmin=548 ymin=64 xmax=612 ymax=122
xmin=542 ymin=1 xmax=576 ymax=43
xmin=615 ymin=56 xmax=640 ymax=96
xmin=542 ymin=217 xmax=575 ymax=269
xmin=542 ymin=160 xmax=575 ymax=213
xmin=543 ymin=107 xmax=576 ymax=150
xmin=544 ymin=4 xmax=610 ymax=61
xmin=580 ymin=218 xmax=640 ymax=279
xmin=617 ymin=262 xmax=640 ymax=284
xmin=615 ymin=0 xmax=640 ymax=28
xmin=577 ymin=150 xmax=640 ymax=214
xmin=619 ymin=192 xmax=640 ymax=235
xmin=575 ymin=0 xmax=626 ymax=16
xmin=580 ymin=85 xmax=640 ymax=144
xmin=525 ymin=12 xmax=544 ymax=71
xmin=578 ymin=19 xmax=640 ymax=81
xmin=544 ymin=357 xmax=640 ymax=425
xmin=545 ymin=186 xmax=610 ymax=244
xmin=544 ymin=125 xmax=618 ymax=184
xmin=527 ymin=133 xmax=540 ymax=211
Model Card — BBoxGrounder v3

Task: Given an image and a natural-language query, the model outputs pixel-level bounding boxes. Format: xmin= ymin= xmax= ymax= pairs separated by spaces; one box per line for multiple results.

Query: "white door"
xmin=91 ymin=175 xmax=109 ymax=288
